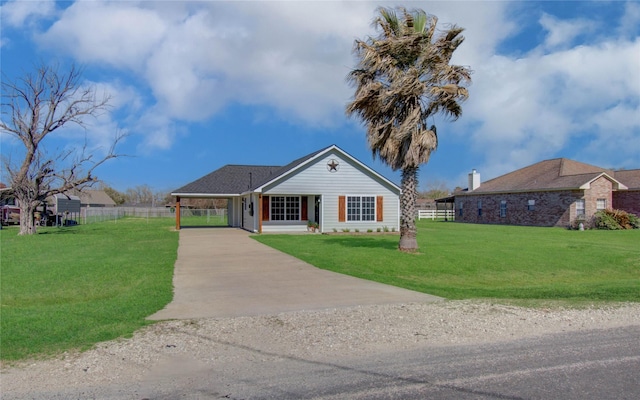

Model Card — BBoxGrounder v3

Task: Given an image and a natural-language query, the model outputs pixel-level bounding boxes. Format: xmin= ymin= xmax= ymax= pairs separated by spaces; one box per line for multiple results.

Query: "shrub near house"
xmin=593 ymin=209 xmax=640 ymax=230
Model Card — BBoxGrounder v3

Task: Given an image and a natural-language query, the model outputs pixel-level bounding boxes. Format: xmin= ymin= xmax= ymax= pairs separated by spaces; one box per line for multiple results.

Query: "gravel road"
xmin=2 ymin=300 xmax=639 ymax=398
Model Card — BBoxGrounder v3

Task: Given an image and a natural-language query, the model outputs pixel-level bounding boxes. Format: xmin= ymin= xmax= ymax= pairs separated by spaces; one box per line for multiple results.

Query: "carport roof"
xmin=171 ymin=146 xmax=329 ymax=197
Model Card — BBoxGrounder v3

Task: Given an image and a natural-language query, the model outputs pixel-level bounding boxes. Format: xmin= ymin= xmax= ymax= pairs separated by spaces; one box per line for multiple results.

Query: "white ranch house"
xmin=171 ymin=145 xmax=400 ymax=233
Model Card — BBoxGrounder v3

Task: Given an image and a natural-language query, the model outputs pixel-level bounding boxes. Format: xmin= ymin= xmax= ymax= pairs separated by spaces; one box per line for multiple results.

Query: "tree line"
xmin=100 ymin=184 xmax=225 ymax=209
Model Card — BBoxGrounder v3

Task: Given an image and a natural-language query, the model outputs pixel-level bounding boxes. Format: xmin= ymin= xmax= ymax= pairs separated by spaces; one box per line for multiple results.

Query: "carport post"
xmin=175 ymin=196 xmax=181 ymax=230
xmin=258 ymin=194 xmax=263 ymax=233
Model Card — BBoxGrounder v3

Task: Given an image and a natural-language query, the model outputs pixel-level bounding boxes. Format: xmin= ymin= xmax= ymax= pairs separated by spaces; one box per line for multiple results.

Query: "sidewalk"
xmin=148 ymin=228 xmax=441 ymax=320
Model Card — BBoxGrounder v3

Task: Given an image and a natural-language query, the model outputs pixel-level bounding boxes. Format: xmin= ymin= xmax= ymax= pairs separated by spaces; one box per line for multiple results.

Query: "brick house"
xmin=449 ymin=158 xmax=640 ymax=227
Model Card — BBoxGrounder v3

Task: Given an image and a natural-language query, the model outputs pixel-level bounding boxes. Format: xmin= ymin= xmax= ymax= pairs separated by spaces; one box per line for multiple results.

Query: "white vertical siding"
xmin=243 ymin=194 xmax=260 ymax=232
xmin=229 ymin=197 xmax=244 ymax=228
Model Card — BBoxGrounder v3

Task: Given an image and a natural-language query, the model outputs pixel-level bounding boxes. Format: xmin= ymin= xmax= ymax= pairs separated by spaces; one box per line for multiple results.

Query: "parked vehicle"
xmin=1 ymin=205 xmax=20 ymax=226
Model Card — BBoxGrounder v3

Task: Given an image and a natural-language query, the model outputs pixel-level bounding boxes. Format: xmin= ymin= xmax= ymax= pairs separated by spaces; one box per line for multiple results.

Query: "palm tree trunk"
xmin=399 ymin=166 xmax=419 ymax=252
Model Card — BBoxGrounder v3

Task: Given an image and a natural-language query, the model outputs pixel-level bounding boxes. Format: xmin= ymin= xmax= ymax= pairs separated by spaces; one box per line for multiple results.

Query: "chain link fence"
xmin=81 ymin=207 xmax=227 ymax=226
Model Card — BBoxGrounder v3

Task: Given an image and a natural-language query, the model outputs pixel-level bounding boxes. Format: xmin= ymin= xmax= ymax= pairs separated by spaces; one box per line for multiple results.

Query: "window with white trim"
xmin=270 ymin=196 xmax=300 ymax=221
xmin=576 ymin=199 xmax=585 ymax=216
xmin=596 ymin=198 xmax=607 ymax=210
xmin=347 ymin=196 xmax=375 ymax=221
xmin=500 ymin=200 xmax=507 ymax=217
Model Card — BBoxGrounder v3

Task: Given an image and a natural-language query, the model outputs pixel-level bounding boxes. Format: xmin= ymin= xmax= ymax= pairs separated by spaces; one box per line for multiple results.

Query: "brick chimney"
xmin=468 ymin=169 xmax=481 ymax=191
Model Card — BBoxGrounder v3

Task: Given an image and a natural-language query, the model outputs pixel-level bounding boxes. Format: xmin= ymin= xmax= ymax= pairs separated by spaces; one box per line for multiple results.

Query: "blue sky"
xmin=1 ymin=0 xmax=639 ymax=194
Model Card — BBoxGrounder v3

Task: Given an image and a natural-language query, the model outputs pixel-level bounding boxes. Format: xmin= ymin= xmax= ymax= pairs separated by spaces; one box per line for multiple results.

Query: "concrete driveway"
xmin=148 ymin=228 xmax=440 ymax=320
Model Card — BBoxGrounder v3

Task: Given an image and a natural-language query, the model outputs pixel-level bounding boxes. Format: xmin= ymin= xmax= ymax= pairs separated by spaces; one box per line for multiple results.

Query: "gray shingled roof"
xmin=467 ymin=158 xmax=632 ymax=194
xmin=172 ymin=165 xmax=282 ymax=195
xmin=172 ymin=145 xmax=333 ymax=196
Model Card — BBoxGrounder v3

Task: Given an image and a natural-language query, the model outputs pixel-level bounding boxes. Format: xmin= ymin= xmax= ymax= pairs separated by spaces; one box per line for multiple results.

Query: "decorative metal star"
xmin=327 ymin=159 xmax=339 ymax=172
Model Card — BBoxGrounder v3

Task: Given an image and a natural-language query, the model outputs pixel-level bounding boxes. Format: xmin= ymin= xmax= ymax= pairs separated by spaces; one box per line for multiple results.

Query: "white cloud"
xmin=539 ymin=13 xmax=593 ymax=50
xmin=461 ymin=33 xmax=640 ymax=179
xmin=34 ymin=0 xmax=511 ymax=144
xmin=0 ymin=0 xmax=55 ymax=27
xmin=38 ymin=1 xmax=167 ymax=71
xmin=28 ymin=0 xmax=638 ymax=175
xmin=620 ymin=1 xmax=640 ymax=38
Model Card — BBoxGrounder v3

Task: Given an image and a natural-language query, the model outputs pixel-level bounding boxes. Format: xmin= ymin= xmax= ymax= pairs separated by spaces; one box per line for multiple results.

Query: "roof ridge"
xmin=224 ymin=164 xmax=282 ymax=168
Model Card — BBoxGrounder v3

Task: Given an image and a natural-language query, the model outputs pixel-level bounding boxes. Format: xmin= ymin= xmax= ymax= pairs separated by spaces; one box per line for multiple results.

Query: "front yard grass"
xmin=0 ymin=218 xmax=178 ymax=361
xmin=253 ymin=221 xmax=640 ymax=302
xmin=2 ymin=218 xmax=637 ymax=362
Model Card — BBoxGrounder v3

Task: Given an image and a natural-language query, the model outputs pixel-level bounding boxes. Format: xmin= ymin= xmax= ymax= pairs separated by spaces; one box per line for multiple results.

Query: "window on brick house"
xmin=500 ymin=200 xmax=507 ymax=217
xmin=576 ymin=199 xmax=585 ymax=216
xmin=477 ymin=200 xmax=482 ymax=216
xmin=458 ymin=201 xmax=463 ymax=217
xmin=596 ymin=198 xmax=607 ymax=210
xmin=528 ymin=199 xmax=535 ymax=211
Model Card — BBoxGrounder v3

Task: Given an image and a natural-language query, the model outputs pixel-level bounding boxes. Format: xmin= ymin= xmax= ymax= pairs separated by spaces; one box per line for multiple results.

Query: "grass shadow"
xmin=324 ymin=236 xmax=398 ymax=250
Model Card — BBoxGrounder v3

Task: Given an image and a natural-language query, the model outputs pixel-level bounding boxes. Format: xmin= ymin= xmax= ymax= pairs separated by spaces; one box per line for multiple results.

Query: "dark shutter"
xmin=301 ymin=196 xmax=308 ymax=220
xmin=376 ymin=196 xmax=384 ymax=222
xmin=338 ymin=196 xmax=346 ymax=222
xmin=262 ymin=196 xmax=270 ymax=221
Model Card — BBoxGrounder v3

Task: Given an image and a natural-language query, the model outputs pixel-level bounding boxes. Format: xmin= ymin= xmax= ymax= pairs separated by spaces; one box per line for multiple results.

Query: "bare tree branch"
xmin=1 ymin=62 xmax=122 ymax=235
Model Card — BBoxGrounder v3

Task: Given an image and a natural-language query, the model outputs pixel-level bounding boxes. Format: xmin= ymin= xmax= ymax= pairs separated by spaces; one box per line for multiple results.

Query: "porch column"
xmin=258 ymin=194 xmax=263 ymax=233
xmin=175 ymin=196 xmax=181 ymax=230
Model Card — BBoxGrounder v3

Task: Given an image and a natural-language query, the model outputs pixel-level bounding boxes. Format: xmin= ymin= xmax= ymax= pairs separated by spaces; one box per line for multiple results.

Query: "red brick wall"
xmin=614 ymin=190 xmax=640 ymax=216
xmin=455 ymin=191 xmax=581 ymax=227
xmin=455 ymin=177 xmax=640 ymax=226
xmin=455 ymin=176 xmax=621 ymax=227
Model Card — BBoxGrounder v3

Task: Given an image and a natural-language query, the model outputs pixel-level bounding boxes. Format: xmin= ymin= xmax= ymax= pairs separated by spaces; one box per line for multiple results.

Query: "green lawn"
xmin=0 ymin=218 xmax=178 ymax=361
xmin=253 ymin=221 xmax=640 ymax=302
xmin=2 ymin=218 xmax=637 ymax=362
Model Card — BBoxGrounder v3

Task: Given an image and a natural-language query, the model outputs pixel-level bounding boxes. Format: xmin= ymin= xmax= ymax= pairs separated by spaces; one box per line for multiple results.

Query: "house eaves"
xmin=578 ymin=172 xmax=627 ymax=190
xmin=460 ymin=159 xmax=630 ymax=196
xmin=171 ymin=165 xmax=282 ymax=196
xmin=456 ymin=174 xmax=628 ymax=197
xmin=171 ymin=192 xmax=241 ymax=198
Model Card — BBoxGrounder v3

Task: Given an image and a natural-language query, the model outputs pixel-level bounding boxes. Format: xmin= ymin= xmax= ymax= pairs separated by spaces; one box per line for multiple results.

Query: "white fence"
xmin=417 ymin=209 xmax=455 ymax=221
xmin=80 ymin=207 xmax=227 ymax=225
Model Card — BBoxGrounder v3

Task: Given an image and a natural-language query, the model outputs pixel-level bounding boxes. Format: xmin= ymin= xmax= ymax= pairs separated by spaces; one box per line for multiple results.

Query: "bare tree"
xmin=124 ymin=184 xmax=155 ymax=205
xmin=420 ymin=179 xmax=451 ymax=200
xmin=1 ymin=63 xmax=123 ymax=235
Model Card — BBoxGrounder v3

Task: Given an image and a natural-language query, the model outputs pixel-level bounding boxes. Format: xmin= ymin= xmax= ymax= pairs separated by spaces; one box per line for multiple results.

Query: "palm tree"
xmin=346 ymin=7 xmax=472 ymax=252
